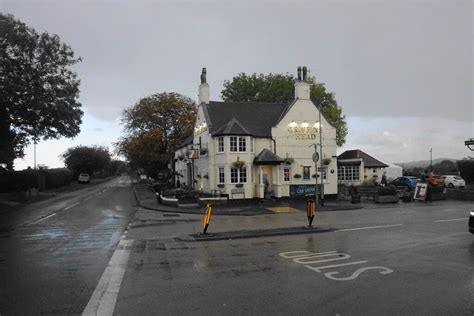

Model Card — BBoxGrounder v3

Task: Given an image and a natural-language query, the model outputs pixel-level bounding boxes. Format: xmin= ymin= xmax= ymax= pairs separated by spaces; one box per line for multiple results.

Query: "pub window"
xmin=239 ymin=167 xmax=247 ymax=183
xmin=284 ymin=168 xmax=291 ymax=182
xmin=238 ymin=137 xmax=247 ymax=152
xmin=218 ymin=167 xmax=225 ymax=184
xmin=231 ymin=167 xmax=239 ymax=183
xmin=230 ymin=136 xmax=238 ymax=152
xmin=217 ymin=137 xmax=224 ymax=153
xmin=231 ymin=167 xmax=246 ymax=183
xmin=303 ymin=166 xmax=311 ymax=180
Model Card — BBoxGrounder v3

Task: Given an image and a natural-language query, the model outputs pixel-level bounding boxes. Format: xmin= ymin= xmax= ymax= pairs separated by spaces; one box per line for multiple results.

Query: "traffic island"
xmin=178 ymin=225 xmax=336 ymax=242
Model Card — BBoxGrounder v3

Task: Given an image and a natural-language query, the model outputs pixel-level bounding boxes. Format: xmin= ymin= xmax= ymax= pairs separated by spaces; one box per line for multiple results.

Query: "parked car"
xmin=469 ymin=210 xmax=474 ymax=234
xmin=78 ymin=173 xmax=90 ymax=183
xmin=389 ymin=176 xmax=417 ymax=189
xmin=423 ymin=174 xmax=444 ymax=186
xmin=441 ymin=175 xmax=465 ymax=188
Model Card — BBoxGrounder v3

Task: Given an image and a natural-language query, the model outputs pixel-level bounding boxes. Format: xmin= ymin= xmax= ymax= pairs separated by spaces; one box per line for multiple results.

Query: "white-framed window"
xmin=217 ymin=137 xmax=224 ymax=153
xmin=230 ymin=136 xmax=247 ymax=152
xmin=250 ymin=138 xmax=254 ymax=153
xmin=338 ymin=165 xmax=360 ymax=181
xmin=218 ymin=167 xmax=225 ymax=184
xmin=283 ymin=168 xmax=291 ymax=182
xmin=230 ymin=166 xmax=247 ymax=183
xmin=230 ymin=136 xmax=238 ymax=152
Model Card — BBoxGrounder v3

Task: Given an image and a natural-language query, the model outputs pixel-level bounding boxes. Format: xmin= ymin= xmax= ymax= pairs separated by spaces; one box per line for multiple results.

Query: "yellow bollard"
xmin=306 ymin=200 xmax=316 ymax=227
xmin=203 ymin=204 xmax=212 ymax=234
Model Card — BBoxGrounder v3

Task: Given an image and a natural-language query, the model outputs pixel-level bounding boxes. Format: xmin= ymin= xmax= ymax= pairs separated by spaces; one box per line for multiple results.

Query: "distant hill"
xmin=395 ymin=158 xmax=457 ymax=169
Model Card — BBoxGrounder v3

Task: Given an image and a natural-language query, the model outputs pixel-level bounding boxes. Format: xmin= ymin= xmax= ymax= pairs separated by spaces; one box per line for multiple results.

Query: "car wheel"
xmin=448 ymin=183 xmax=454 ymax=188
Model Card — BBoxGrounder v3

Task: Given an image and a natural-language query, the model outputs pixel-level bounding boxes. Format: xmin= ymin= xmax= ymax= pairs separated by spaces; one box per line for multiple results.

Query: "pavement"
xmin=133 ymin=183 xmax=363 ymax=216
xmin=132 ymin=183 xmax=371 ymax=241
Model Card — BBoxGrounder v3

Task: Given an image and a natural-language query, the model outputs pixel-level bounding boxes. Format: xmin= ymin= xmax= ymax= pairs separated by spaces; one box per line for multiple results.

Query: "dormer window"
xmin=230 ymin=136 xmax=246 ymax=152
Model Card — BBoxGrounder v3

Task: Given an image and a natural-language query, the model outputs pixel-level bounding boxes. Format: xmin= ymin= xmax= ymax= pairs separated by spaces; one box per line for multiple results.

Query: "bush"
xmin=376 ymin=187 xmax=397 ymax=196
xmin=42 ymin=168 xmax=74 ymax=189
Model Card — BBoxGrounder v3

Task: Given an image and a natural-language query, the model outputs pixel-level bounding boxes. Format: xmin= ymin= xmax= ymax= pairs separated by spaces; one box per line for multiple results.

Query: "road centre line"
xmin=434 ymin=218 xmax=466 ymax=223
xmin=63 ymin=202 xmax=80 ymax=210
xmin=336 ymin=224 xmax=403 ymax=232
xmin=26 ymin=213 xmax=57 ymax=226
xmin=82 ymin=239 xmax=134 ymax=316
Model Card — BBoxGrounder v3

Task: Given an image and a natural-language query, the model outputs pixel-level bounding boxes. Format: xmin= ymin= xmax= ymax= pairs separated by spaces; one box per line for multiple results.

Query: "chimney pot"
xmin=297 ymin=66 xmax=302 ymax=81
xmin=302 ymin=66 xmax=307 ymax=81
xmin=200 ymin=68 xmax=207 ymax=84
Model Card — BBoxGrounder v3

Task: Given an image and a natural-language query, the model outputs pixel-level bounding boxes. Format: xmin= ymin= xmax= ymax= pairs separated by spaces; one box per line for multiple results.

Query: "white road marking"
xmin=84 ymin=196 xmax=94 ymax=202
xmin=433 ymin=218 xmax=466 ymax=222
xmin=336 ymin=224 xmax=403 ymax=232
xmin=306 ymin=260 xmax=368 ymax=273
xmin=27 ymin=213 xmax=57 ymax=226
xmin=82 ymin=239 xmax=134 ymax=316
xmin=64 ymin=202 xmax=80 ymax=210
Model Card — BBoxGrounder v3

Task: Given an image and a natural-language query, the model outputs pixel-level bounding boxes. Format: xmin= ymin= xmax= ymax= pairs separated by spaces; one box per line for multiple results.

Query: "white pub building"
xmin=174 ymin=67 xmax=338 ymax=200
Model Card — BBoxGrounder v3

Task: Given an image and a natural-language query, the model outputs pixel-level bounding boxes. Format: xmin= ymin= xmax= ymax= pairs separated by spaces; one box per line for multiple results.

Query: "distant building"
xmin=337 ymin=149 xmax=388 ymax=185
xmin=174 ymin=67 xmax=338 ymax=199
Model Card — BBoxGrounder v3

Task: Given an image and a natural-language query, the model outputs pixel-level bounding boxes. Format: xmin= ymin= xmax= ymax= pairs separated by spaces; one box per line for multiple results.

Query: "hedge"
xmin=0 ymin=170 xmax=38 ymax=192
xmin=42 ymin=169 xmax=74 ymax=189
xmin=0 ymin=168 xmax=73 ymax=192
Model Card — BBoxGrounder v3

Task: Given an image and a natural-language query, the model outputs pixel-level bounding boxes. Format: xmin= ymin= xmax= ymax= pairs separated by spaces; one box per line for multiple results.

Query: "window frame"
xmin=217 ymin=137 xmax=225 ymax=153
xmin=217 ymin=166 xmax=225 ymax=184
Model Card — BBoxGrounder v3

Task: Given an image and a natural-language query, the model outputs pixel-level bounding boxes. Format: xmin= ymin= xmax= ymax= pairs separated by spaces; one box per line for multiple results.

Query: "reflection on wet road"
xmin=0 ymin=176 xmax=137 ymax=315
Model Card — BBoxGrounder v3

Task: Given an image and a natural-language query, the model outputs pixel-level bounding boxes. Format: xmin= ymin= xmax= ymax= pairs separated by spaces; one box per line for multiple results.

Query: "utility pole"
xmin=429 ymin=148 xmax=432 ymax=173
xmin=318 ymin=105 xmax=324 ymax=206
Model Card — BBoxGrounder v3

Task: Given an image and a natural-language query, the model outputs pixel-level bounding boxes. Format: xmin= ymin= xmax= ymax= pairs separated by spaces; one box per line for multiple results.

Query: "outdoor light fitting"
xmin=465 ymin=138 xmax=474 ymax=151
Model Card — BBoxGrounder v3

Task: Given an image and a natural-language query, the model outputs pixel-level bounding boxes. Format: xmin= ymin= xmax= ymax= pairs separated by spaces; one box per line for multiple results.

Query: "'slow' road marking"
xmin=336 ymin=224 xmax=403 ymax=232
xmin=27 ymin=213 xmax=57 ymax=226
xmin=82 ymin=239 xmax=134 ymax=316
xmin=434 ymin=218 xmax=466 ymax=223
xmin=64 ymin=202 xmax=79 ymax=211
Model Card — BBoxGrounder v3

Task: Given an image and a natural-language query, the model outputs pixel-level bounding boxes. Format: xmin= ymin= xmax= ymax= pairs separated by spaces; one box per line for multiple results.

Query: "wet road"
xmin=116 ymin=201 xmax=474 ymax=315
xmin=0 ymin=176 xmax=137 ymax=315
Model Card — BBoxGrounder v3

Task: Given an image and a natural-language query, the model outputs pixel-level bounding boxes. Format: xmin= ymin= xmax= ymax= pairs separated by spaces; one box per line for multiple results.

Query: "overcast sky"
xmin=3 ymin=0 xmax=472 ymax=170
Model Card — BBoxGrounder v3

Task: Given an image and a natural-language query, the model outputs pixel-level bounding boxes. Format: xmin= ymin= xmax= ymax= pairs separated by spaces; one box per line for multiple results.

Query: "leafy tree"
xmin=221 ymin=73 xmax=348 ymax=146
xmin=457 ymin=158 xmax=474 ymax=184
xmin=62 ymin=145 xmax=111 ymax=177
xmin=432 ymin=160 xmax=458 ymax=175
xmin=0 ymin=13 xmax=83 ymax=169
xmin=117 ymin=92 xmax=196 ymax=176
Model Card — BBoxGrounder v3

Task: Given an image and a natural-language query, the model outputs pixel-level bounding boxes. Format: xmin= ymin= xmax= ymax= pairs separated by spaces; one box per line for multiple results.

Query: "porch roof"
xmin=253 ymin=148 xmax=284 ymax=165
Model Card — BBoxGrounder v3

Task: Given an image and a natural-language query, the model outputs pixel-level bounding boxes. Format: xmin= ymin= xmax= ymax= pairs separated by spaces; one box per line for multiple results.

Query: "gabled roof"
xmin=253 ymin=148 xmax=283 ymax=165
xmin=338 ymin=150 xmax=388 ymax=168
xmin=204 ymin=101 xmax=288 ymax=137
xmin=214 ymin=118 xmax=252 ymax=136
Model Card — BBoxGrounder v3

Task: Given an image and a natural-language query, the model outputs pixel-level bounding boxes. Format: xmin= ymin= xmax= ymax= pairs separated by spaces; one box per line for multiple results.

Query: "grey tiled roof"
xmin=338 ymin=150 xmax=388 ymax=168
xmin=214 ymin=118 xmax=252 ymax=136
xmin=253 ymin=148 xmax=283 ymax=165
xmin=204 ymin=101 xmax=288 ymax=137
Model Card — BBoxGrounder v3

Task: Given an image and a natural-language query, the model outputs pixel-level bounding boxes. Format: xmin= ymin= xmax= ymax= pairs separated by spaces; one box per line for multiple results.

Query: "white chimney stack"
xmin=198 ymin=67 xmax=210 ymax=104
xmin=294 ymin=66 xmax=310 ymax=100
